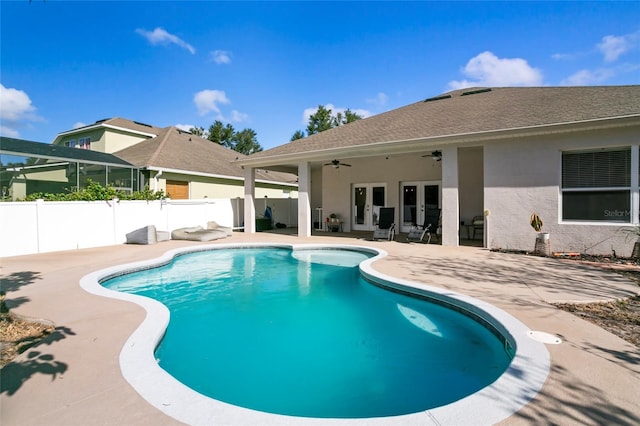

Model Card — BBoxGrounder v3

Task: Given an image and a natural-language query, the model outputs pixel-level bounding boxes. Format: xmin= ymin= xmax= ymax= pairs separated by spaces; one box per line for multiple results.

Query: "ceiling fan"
xmin=421 ymin=150 xmax=442 ymax=161
xmin=324 ymin=159 xmax=352 ymax=168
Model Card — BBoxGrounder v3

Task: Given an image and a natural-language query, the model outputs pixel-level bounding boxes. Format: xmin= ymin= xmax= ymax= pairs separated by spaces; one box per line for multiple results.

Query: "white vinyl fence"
xmin=0 ymin=197 xmax=299 ymax=257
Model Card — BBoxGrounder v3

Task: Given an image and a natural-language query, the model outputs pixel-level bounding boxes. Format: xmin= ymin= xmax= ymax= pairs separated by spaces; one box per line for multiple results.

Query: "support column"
xmin=631 ymin=145 xmax=639 ymax=224
xmin=297 ymin=161 xmax=312 ymax=237
xmin=441 ymin=146 xmax=460 ymax=246
xmin=243 ymin=167 xmax=256 ymax=233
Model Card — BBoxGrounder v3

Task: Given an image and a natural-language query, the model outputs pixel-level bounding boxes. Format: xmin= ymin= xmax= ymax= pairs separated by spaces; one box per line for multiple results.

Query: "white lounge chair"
xmin=171 ymin=226 xmax=227 ymax=241
xmin=207 ymin=220 xmax=233 ymax=236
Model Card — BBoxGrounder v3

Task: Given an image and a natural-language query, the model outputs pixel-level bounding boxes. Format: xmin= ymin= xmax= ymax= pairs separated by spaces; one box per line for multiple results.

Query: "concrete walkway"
xmin=1 ymin=232 xmax=639 ymax=425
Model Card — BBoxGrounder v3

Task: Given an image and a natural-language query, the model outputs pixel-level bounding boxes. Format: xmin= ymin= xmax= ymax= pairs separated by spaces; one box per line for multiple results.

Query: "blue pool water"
xmin=103 ymin=247 xmax=512 ymax=418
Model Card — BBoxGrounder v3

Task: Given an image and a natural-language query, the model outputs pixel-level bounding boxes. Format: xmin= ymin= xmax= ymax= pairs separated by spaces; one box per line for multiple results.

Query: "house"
xmin=52 ymin=118 xmax=298 ymax=200
xmin=235 ymin=86 xmax=640 ymax=256
xmin=0 ymin=136 xmax=139 ymax=200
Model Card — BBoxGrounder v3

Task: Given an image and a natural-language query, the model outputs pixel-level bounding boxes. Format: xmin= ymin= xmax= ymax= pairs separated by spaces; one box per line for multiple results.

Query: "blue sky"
xmin=1 ymin=1 xmax=639 ymax=150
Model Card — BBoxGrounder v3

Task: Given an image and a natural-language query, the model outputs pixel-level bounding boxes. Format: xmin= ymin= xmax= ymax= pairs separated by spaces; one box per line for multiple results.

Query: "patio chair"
xmin=372 ymin=207 xmax=396 ymax=241
xmin=471 ymin=215 xmax=484 ymax=240
xmin=406 ymin=208 xmax=441 ymax=244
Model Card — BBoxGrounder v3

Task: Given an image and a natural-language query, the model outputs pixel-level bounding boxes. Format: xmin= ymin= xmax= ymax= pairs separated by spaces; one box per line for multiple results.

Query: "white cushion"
xmin=126 ymin=225 xmax=157 ymax=245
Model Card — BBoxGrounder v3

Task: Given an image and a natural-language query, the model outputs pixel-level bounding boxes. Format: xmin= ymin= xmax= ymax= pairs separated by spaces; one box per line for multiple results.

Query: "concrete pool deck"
xmin=1 ymin=231 xmax=639 ymax=425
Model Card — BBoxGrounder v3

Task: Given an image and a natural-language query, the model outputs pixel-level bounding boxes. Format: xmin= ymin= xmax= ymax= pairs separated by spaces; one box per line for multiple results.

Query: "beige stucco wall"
xmin=485 ymin=126 xmax=639 ymax=256
xmin=310 ymin=167 xmax=323 ymax=216
xmin=57 ymin=129 xmax=105 ymax=150
xmin=102 ymin=131 xmax=149 ymax=154
xmin=458 ymin=146 xmax=484 ymax=225
xmin=154 ymin=172 xmax=297 ymax=200
xmin=321 ymin=154 xmax=443 ymax=231
xmin=55 ymin=128 xmax=148 ymax=154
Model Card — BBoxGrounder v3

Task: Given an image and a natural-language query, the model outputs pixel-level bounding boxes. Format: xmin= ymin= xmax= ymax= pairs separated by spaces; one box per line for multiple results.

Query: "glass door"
xmin=400 ymin=181 xmax=440 ymax=232
xmin=352 ymin=183 xmax=386 ymax=231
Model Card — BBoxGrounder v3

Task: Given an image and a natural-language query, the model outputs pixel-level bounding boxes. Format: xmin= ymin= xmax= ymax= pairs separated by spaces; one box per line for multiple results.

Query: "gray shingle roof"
xmin=59 ymin=117 xmax=163 ymax=137
xmin=114 ymin=127 xmax=296 ymax=184
xmin=247 ymin=86 xmax=640 ymax=161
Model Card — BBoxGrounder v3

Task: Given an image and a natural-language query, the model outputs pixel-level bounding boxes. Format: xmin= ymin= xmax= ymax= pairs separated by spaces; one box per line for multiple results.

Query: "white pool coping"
xmin=80 ymin=243 xmax=550 ymax=426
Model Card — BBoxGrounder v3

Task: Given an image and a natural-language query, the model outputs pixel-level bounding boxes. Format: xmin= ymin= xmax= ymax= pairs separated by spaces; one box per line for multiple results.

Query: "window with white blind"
xmin=562 ymin=148 xmax=631 ymax=222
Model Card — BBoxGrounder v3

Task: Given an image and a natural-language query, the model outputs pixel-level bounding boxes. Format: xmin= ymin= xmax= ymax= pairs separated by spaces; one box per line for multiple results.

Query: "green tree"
xmin=294 ymin=105 xmax=364 ymax=140
xmin=207 ymin=120 xmax=235 ymax=148
xmin=197 ymin=120 xmax=263 ymax=154
xmin=290 ymin=130 xmax=306 ymax=141
xmin=306 ymin=105 xmax=334 ymax=136
xmin=233 ymin=128 xmax=262 ymax=155
xmin=189 ymin=126 xmax=206 ymax=138
xmin=335 ymin=108 xmax=362 ymax=126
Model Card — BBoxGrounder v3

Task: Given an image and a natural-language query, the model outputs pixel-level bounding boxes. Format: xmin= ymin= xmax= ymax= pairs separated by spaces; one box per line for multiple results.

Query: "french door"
xmin=352 ymin=183 xmax=386 ymax=231
xmin=400 ymin=181 xmax=441 ymax=232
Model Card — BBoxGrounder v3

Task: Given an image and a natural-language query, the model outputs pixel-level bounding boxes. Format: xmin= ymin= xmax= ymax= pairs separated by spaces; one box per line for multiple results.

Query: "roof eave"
xmin=54 ymin=123 xmax=158 ymax=140
xmin=235 ymin=114 xmax=640 ymax=168
xmin=143 ymin=166 xmax=298 ymax=188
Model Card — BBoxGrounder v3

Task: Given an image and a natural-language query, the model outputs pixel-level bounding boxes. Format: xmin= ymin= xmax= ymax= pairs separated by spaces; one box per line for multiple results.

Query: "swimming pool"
xmin=81 ymin=243 xmax=550 ymax=425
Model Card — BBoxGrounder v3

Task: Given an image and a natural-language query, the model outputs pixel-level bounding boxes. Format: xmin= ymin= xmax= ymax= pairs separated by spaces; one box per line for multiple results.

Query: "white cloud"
xmin=0 ymin=84 xmax=35 ymax=121
xmin=0 ymin=84 xmax=41 ymax=137
xmin=175 ymin=123 xmax=195 ymax=132
xmin=230 ymin=110 xmax=248 ymax=122
xmin=136 ymin=27 xmax=195 ymax=54
xmin=551 ymin=53 xmax=574 ymax=61
xmin=597 ymin=31 xmax=639 ymax=62
xmin=210 ymin=50 xmax=232 ymax=64
xmin=561 ymin=68 xmax=616 ymax=86
xmin=73 ymin=122 xmax=87 ymax=129
xmin=0 ymin=125 xmax=19 ymax=138
xmin=448 ymin=51 xmax=543 ymax=89
xmin=366 ymin=92 xmax=388 ymax=106
xmin=194 ymin=89 xmax=230 ymax=115
xmin=302 ymin=104 xmax=371 ymax=125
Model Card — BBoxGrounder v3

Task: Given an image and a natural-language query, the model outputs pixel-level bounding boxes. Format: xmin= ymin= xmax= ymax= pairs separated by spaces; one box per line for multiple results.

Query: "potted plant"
xmin=530 ymin=212 xmax=549 ymax=255
xmin=530 ymin=212 xmax=548 ymax=240
xmin=328 ymin=213 xmax=340 ymax=232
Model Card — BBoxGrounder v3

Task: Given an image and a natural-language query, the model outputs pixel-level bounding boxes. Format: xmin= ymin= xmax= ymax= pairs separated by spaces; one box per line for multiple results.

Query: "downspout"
xmin=154 ymin=169 xmax=164 ymax=192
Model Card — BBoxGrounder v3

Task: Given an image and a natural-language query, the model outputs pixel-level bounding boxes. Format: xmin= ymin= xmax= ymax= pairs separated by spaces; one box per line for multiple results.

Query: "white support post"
xmin=297 ymin=162 xmax=312 ymax=237
xmin=441 ymin=146 xmax=460 ymax=246
xmin=631 ymin=145 xmax=639 ymax=224
xmin=243 ymin=167 xmax=256 ymax=233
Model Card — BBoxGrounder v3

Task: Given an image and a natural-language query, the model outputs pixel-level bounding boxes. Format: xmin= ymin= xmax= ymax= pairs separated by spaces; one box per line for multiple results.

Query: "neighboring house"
xmin=52 ymin=118 xmax=298 ymax=200
xmin=235 ymin=86 xmax=640 ymax=256
xmin=0 ymin=137 xmax=139 ymax=200
xmin=52 ymin=117 xmax=163 ymax=154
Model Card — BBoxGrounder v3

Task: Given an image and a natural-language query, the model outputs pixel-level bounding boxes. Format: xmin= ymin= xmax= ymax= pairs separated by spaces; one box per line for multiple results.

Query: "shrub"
xmin=22 ymin=180 xmax=166 ymax=201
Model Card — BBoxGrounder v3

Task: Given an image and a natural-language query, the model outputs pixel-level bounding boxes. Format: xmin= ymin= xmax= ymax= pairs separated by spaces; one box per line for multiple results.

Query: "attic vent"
xmin=133 ymin=121 xmax=153 ymax=127
xmin=461 ymin=88 xmax=492 ymax=96
xmin=424 ymin=94 xmax=452 ymax=103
